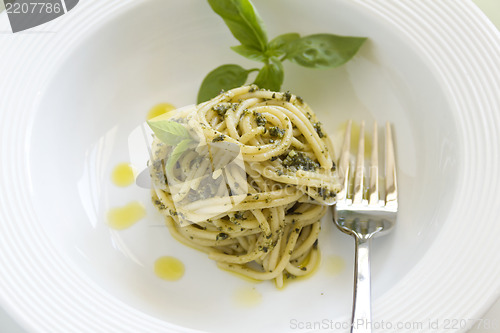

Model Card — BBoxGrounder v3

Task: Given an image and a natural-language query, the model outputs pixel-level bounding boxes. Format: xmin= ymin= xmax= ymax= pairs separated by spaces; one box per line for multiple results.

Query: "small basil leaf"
xmin=285 ymin=34 xmax=367 ymax=69
xmin=147 ymin=120 xmax=191 ymax=146
xmin=207 ymin=0 xmax=268 ymax=52
xmin=253 ymin=57 xmax=284 ymax=92
xmin=166 ymin=139 xmax=194 ymax=171
xmin=197 ymin=64 xmax=249 ymax=103
xmin=268 ymin=33 xmax=300 ymax=57
xmin=230 ymin=45 xmax=266 ymax=62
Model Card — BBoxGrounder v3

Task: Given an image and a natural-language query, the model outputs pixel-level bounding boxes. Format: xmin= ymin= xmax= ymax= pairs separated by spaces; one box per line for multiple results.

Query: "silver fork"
xmin=333 ymin=120 xmax=398 ymax=333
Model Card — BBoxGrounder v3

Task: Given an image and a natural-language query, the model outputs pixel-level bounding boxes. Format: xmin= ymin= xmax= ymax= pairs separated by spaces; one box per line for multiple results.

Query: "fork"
xmin=333 ymin=120 xmax=398 ymax=333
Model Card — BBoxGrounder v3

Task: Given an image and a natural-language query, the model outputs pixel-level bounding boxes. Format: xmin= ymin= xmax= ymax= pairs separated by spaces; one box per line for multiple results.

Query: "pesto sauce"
xmin=255 ymin=112 xmax=267 ymax=126
xmin=282 ymin=150 xmax=319 ymax=171
xmin=269 ymin=126 xmax=285 ymax=138
xmin=212 ymin=134 xmax=226 ymax=142
xmin=313 ymin=122 xmax=325 ymax=138
xmin=216 ymin=232 xmax=229 ymax=241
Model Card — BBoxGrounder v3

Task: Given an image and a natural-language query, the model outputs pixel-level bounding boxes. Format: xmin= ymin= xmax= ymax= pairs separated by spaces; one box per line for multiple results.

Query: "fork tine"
xmin=352 ymin=121 xmax=365 ymax=204
xmin=385 ymin=122 xmax=398 ymax=206
xmin=369 ymin=121 xmax=379 ymax=205
xmin=337 ymin=120 xmax=352 ymax=201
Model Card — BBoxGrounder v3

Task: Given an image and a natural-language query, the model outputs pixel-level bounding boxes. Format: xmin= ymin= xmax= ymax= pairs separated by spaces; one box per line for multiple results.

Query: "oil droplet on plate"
xmin=154 ymin=256 xmax=185 ymax=281
xmin=324 ymin=255 xmax=345 ymax=276
xmin=111 ymin=163 xmax=135 ymax=187
xmin=233 ymin=286 xmax=262 ymax=307
xmin=107 ymin=201 xmax=146 ymax=230
xmin=147 ymin=103 xmax=176 ymax=120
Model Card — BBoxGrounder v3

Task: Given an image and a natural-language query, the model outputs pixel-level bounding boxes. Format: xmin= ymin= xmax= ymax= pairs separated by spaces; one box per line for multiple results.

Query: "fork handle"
xmin=351 ymin=237 xmax=372 ymax=333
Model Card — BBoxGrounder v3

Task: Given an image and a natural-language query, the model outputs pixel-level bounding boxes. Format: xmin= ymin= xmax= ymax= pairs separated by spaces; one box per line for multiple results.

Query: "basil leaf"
xmin=166 ymin=139 xmax=194 ymax=171
xmin=207 ymin=0 xmax=268 ymax=52
xmin=253 ymin=57 xmax=284 ymax=92
xmin=285 ymin=34 xmax=367 ymax=69
xmin=230 ymin=45 xmax=266 ymax=62
xmin=197 ymin=64 xmax=249 ymax=103
xmin=147 ymin=120 xmax=191 ymax=146
xmin=268 ymin=33 xmax=300 ymax=57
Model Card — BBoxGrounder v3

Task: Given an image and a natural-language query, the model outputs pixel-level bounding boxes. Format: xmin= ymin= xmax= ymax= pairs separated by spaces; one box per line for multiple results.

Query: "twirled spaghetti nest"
xmin=150 ymin=86 xmax=339 ymax=287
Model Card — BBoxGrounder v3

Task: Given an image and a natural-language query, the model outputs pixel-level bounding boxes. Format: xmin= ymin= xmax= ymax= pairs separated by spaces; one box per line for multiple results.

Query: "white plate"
xmin=1 ymin=0 xmax=500 ymax=332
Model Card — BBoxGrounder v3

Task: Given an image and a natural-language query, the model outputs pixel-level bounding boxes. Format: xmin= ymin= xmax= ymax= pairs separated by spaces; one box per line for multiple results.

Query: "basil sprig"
xmin=147 ymin=120 xmax=191 ymax=145
xmin=198 ymin=0 xmax=366 ymax=103
xmin=147 ymin=119 xmax=198 ymax=171
xmin=284 ymin=34 xmax=366 ymax=69
xmin=207 ymin=0 xmax=268 ymax=53
xmin=253 ymin=56 xmax=283 ymax=92
xmin=197 ymin=64 xmax=254 ymax=105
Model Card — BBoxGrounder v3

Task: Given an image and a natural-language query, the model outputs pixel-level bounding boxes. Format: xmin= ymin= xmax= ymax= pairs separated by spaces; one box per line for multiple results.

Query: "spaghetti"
xmin=149 ymin=85 xmax=339 ymax=287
